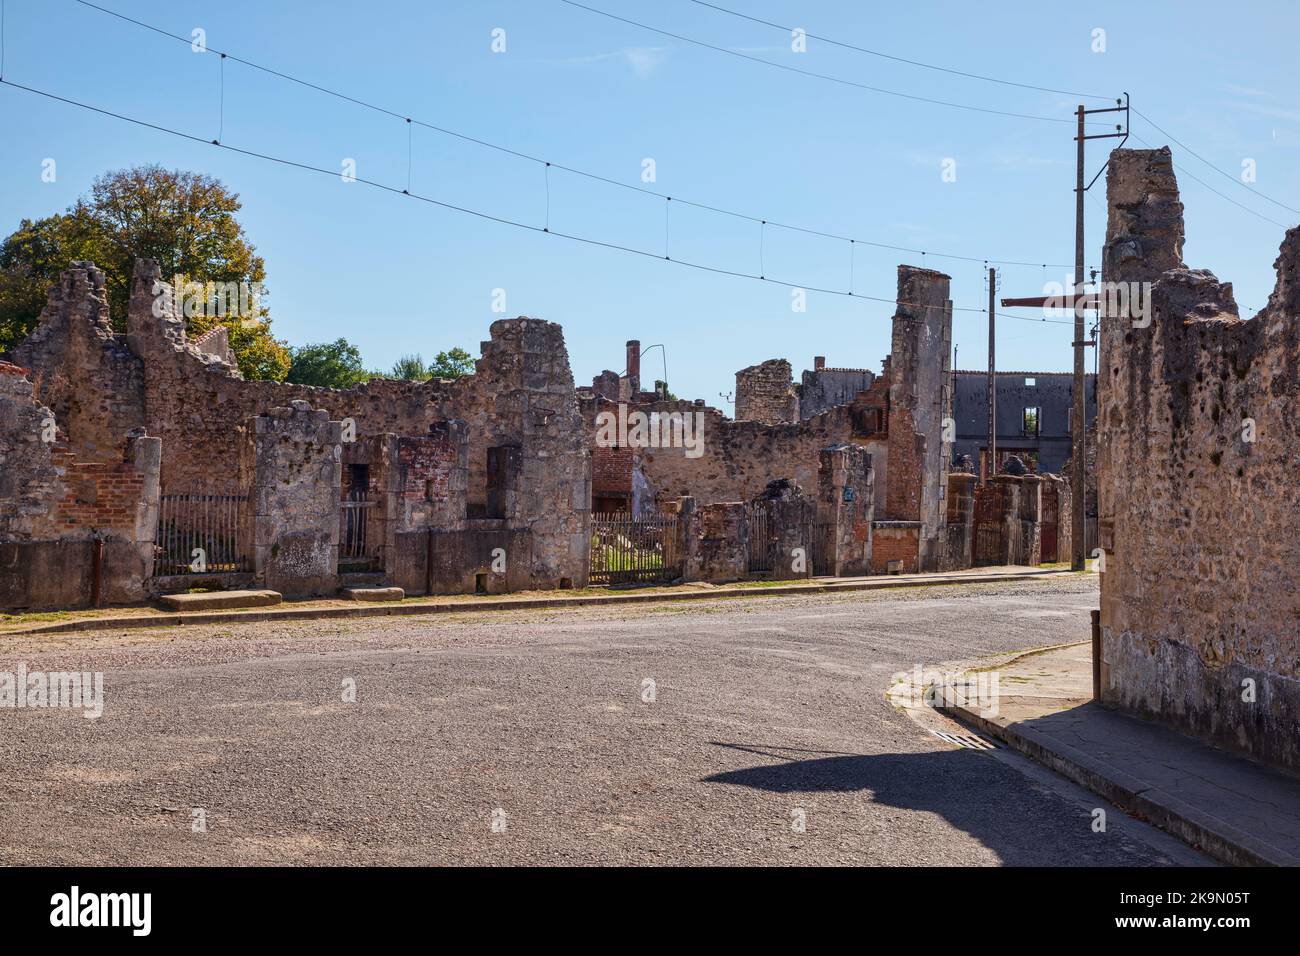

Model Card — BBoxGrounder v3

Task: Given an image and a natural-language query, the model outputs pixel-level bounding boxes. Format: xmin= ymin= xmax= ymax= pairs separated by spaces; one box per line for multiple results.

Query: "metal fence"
xmin=590 ymin=512 xmax=680 ymax=585
xmin=155 ymin=491 xmax=251 ymax=575
xmin=340 ymin=490 xmax=377 ymax=567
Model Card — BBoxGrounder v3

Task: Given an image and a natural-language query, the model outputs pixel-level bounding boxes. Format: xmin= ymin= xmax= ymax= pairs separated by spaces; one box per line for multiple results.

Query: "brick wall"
xmin=870 ymin=524 xmax=920 ymax=573
xmin=0 ymin=355 xmax=161 ymax=608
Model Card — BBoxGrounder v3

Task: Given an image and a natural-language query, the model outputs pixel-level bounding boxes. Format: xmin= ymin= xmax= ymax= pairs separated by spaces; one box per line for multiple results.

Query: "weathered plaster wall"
xmin=1098 ymin=146 xmax=1300 ymax=772
xmin=817 ymin=444 xmax=873 ymax=576
xmin=253 ymin=403 xmax=342 ymax=598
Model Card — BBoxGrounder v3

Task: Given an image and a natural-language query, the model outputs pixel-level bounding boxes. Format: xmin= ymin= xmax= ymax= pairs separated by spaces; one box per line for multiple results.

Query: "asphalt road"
xmin=0 ymin=576 xmax=1207 ymax=866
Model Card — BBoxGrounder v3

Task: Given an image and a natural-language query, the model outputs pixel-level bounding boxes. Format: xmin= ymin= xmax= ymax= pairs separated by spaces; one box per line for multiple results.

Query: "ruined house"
xmin=0 ymin=260 xmax=591 ymax=607
xmin=581 ymin=264 xmax=957 ymax=573
xmin=1098 ymin=146 xmax=1300 ymax=772
xmin=951 ymin=370 xmax=1097 ymax=476
xmin=0 ymin=254 xmax=1072 ymax=610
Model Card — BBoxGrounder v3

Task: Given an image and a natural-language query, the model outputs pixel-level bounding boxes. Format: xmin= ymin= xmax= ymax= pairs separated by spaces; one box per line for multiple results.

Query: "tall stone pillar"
xmin=253 ymin=402 xmax=343 ymax=597
xmin=885 ymin=265 xmax=953 ymax=571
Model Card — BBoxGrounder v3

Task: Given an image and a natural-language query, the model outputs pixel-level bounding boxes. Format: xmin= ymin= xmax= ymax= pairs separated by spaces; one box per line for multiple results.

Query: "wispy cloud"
xmin=1230 ymin=100 xmax=1300 ymax=123
xmin=1220 ymin=83 xmax=1274 ymax=98
xmin=988 ymin=152 xmax=1070 ymax=169
xmin=542 ymin=46 xmax=669 ymax=78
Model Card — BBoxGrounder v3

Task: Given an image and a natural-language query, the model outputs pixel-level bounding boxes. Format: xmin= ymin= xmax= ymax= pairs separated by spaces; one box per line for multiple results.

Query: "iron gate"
xmin=340 ymin=489 xmax=377 ymax=568
xmin=155 ymin=490 xmax=251 ymax=575
xmin=746 ymin=505 xmax=772 ymax=574
xmin=590 ymin=513 xmax=680 ymax=585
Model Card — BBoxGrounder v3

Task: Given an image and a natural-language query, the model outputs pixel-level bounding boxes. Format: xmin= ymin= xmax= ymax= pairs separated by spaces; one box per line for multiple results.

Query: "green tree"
xmin=0 ymin=213 xmax=105 ymax=352
xmin=0 ymin=165 xmax=290 ymax=380
xmin=428 ymin=347 xmax=474 ymax=379
xmin=390 ymin=353 xmax=430 ymax=381
xmin=286 ymin=338 xmax=370 ymax=389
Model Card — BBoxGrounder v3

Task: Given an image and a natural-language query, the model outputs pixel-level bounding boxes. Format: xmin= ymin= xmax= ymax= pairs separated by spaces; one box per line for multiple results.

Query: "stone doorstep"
xmin=341 ymin=586 xmax=405 ymax=602
xmin=935 ymin=645 xmax=1300 ymax=868
xmin=157 ymin=590 xmax=283 ymax=612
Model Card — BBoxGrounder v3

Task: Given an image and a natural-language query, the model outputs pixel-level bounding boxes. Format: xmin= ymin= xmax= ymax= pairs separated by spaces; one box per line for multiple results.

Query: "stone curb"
xmin=938 ymin=694 xmax=1299 ymax=868
xmin=2 ymin=569 xmax=1070 ymax=637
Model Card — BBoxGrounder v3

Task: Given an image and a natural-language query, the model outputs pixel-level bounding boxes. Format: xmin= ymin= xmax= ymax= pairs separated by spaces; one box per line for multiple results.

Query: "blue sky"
xmin=2 ymin=0 xmax=1296 ymax=404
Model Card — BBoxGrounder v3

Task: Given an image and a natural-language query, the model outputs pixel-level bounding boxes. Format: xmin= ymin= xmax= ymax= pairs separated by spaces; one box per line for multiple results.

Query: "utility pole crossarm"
xmin=999 ymin=294 xmax=1100 ymax=311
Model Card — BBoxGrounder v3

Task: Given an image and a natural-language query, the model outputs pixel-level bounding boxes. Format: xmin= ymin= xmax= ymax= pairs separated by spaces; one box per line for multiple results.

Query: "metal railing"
xmin=340 ymin=490 xmax=376 ymax=565
xmin=590 ymin=512 xmax=679 ymax=585
xmin=155 ymin=491 xmax=250 ymax=575
xmin=746 ymin=505 xmax=772 ymax=574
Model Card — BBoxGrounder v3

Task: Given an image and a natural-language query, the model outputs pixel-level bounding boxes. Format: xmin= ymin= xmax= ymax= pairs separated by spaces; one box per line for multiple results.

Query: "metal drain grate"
xmin=931 ymin=730 xmax=999 ymax=750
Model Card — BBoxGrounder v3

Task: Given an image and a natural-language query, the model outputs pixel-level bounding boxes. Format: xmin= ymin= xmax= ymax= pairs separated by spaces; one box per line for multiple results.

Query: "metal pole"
xmin=1072 ymin=105 xmax=1086 ymax=571
xmin=91 ymin=536 xmax=104 ymax=608
xmin=1090 ymin=608 xmax=1101 ymax=700
xmin=987 ymin=266 xmax=996 ymax=482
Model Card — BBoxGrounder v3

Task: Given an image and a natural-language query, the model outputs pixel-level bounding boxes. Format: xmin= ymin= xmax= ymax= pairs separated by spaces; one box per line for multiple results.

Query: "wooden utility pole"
xmin=1070 ymin=105 xmax=1087 ymax=571
xmin=987 ymin=266 xmax=996 ymax=483
xmin=1000 ymin=96 xmax=1127 ymax=568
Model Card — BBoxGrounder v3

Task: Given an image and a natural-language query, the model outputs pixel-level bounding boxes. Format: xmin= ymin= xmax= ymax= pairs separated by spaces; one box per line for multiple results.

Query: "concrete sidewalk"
xmin=937 ymin=642 xmax=1300 ymax=866
xmin=0 ymin=565 xmax=1073 ymax=638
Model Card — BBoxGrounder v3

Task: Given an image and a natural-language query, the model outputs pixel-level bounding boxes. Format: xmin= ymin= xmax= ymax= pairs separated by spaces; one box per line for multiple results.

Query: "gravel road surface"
xmin=0 ymin=576 xmax=1206 ymax=866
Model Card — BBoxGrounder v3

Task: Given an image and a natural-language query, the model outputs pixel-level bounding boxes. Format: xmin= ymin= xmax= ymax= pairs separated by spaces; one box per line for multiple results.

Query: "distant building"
xmin=952 ymin=371 xmax=1097 ymax=476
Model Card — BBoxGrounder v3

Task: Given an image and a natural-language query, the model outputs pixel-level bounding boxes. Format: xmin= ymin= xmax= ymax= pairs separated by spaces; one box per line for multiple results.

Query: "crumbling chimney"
xmin=814 ymin=356 xmax=826 ymax=371
xmin=625 ymin=339 xmax=640 ymax=394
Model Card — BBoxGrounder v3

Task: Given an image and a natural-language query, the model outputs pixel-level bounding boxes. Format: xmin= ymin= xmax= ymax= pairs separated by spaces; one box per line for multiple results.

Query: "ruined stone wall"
xmin=734 ymin=359 xmax=799 ymax=423
xmin=7 ymin=260 xmax=591 ymax=595
xmin=593 ymin=267 xmax=949 ymax=578
xmin=884 ymin=266 xmax=953 ymax=571
xmin=6 ymin=263 xmax=145 ymax=463
xmin=253 ymin=403 xmax=342 ymax=598
xmin=749 ymin=479 xmax=816 ymax=581
xmin=969 ymin=475 xmax=1044 ymax=568
xmin=632 ymin=390 xmax=887 ymax=509
xmin=685 ymin=501 xmax=748 ymax=584
xmin=0 ymin=356 xmax=160 ymax=608
xmin=817 ymin=444 xmax=873 ymax=576
xmin=396 ymin=422 xmax=468 ymax=533
xmin=1098 ymin=146 xmax=1300 ymax=772
xmin=942 ymin=471 xmax=977 ymax=571
xmin=0 ymin=361 xmax=64 ymax=540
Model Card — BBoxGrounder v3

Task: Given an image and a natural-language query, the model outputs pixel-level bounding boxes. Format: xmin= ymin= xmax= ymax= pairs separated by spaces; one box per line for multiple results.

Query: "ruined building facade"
xmin=1098 ymin=147 xmax=1300 ymax=772
xmin=1 ymin=260 xmax=591 ymax=607
xmin=1 ymin=255 xmax=1069 ymax=609
xmin=951 ymin=370 xmax=1097 ymax=476
xmin=582 ymin=265 xmax=959 ymax=573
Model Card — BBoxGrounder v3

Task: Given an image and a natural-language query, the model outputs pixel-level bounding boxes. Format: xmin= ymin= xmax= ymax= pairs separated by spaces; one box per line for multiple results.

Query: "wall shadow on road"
xmin=703 ymin=741 xmax=1107 ymax=866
